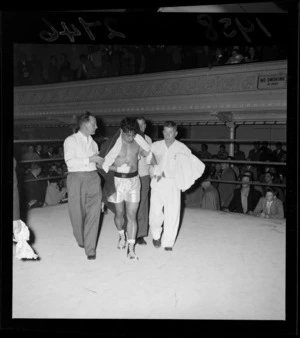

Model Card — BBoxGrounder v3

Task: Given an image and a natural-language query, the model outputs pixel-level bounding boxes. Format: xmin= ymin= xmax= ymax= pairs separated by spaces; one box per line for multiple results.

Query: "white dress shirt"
xmin=138 ymin=134 xmax=152 ymax=177
xmin=63 ymin=131 xmax=98 ymax=172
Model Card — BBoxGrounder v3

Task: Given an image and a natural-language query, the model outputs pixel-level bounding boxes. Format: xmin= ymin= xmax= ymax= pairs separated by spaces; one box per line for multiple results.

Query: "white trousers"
xmin=149 ymin=177 xmax=181 ymax=248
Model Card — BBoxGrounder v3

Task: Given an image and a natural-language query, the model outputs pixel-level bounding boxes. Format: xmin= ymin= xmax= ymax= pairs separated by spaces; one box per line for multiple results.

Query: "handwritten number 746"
xmin=40 ymin=17 xmax=125 ymax=43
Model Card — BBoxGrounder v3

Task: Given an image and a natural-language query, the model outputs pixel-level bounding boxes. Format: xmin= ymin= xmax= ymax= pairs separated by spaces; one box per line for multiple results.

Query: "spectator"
xmin=218 ymin=159 xmax=237 ymax=208
xmin=30 ymin=54 xmax=44 ymax=85
xmin=110 ymin=45 xmax=121 ymax=76
xmin=242 ymin=169 xmax=262 ymax=195
xmin=170 ymin=45 xmax=183 ymax=70
xmin=34 ymin=144 xmax=43 ymax=158
xmin=43 ymin=172 xmax=67 ymax=207
xmin=53 ymin=145 xmax=64 ymax=158
xmin=224 ymin=174 xmax=262 ymax=215
xmin=234 ymin=143 xmax=246 ymax=172
xmin=21 ymin=145 xmax=40 ymax=161
xmin=240 ymin=157 xmax=258 ymax=181
xmin=76 ymin=54 xmax=97 ymax=80
xmin=250 ymin=188 xmax=284 ymax=219
xmin=211 ymin=155 xmax=222 ymax=188
xmin=16 ymin=53 xmax=32 ymax=85
xmin=234 ymin=143 xmax=246 ymax=161
xmin=41 ymin=144 xmax=49 ymax=158
xmin=120 ymin=47 xmax=135 ymax=76
xmin=23 ymin=162 xmax=46 ymax=208
xmin=196 ymin=46 xmax=210 ymax=68
xmin=200 ymin=172 xmax=220 ymax=211
xmin=211 ymin=47 xmax=228 ymax=66
xmin=227 ymin=155 xmax=240 ymax=181
xmin=43 ymin=145 xmax=54 ymax=158
xmin=59 ymin=53 xmax=72 ymax=82
xmin=143 ymin=45 xmax=157 ymax=73
xmin=217 ymin=144 xmax=229 ymax=160
xmin=244 ymin=46 xmax=259 ymax=63
xmin=225 ymin=46 xmax=244 ymax=64
xmin=47 ymin=55 xmax=60 ymax=83
xmin=198 ymin=143 xmax=212 ymax=160
xmin=262 ymin=170 xmax=285 ymax=204
xmin=273 ymin=142 xmax=286 ymax=162
xmin=248 ymin=141 xmax=261 ymax=162
xmin=259 ymin=141 xmax=274 ymax=162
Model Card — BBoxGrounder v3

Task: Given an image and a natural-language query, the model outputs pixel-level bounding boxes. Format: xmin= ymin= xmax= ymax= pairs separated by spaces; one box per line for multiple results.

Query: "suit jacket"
xmin=273 ymin=149 xmax=286 ymax=162
xmin=228 ymin=187 xmax=262 ymax=214
xmin=253 ymin=197 xmax=284 ymax=219
xmin=218 ymin=167 xmax=237 ymax=207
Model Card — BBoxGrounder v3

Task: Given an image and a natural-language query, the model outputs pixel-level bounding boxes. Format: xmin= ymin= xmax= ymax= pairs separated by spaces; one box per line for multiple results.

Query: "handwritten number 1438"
xmin=197 ymin=14 xmax=272 ymax=43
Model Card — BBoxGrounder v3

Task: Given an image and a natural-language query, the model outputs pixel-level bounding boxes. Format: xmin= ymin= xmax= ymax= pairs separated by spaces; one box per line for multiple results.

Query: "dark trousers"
xmin=136 ymin=175 xmax=150 ymax=238
xmin=67 ymin=171 xmax=102 ymax=256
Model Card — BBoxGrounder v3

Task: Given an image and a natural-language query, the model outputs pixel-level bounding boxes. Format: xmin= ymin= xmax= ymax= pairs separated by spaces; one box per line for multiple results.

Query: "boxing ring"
xmin=13 ymin=202 xmax=285 ymax=320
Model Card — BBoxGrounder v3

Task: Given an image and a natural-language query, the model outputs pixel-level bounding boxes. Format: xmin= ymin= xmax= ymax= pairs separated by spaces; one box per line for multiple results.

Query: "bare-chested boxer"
xmin=98 ymin=117 xmax=156 ymax=260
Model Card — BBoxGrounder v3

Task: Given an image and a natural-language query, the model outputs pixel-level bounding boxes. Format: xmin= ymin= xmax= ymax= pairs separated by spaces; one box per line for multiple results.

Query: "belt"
xmin=114 ymin=171 xmax=138 ymax=178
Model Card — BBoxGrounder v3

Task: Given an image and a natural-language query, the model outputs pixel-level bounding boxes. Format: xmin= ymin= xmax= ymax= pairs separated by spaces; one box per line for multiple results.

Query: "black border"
xmin=1 ymin=1 xmax=299 ymax=336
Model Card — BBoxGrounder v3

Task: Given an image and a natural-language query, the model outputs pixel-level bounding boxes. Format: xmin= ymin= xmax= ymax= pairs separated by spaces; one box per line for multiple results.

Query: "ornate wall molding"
xmin=14 ymin=60 xmax=287 ymax=126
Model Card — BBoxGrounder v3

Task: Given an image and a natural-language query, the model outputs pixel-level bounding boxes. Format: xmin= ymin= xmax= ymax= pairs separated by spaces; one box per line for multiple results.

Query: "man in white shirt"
xmin=149 ymin=121 xmax=205 ymax=251
xmin=136 ymin=117 xmax=152 ymax=245
xmin=63 ymin=112 xmax=104 ymax=260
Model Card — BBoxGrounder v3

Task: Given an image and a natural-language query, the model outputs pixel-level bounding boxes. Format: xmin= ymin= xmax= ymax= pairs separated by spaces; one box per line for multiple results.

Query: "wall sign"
xmin=257 ymin=75 xmax=287 ymax=89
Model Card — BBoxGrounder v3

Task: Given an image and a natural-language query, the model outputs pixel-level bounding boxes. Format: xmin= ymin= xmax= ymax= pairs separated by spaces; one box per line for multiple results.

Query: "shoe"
xmin=127 ymin=243 xmax=139 ymax=260
xmin=87 ymin=255 xmax=96 ymax=260
xmin=117 ymin=232 xmax=127 ymax=249
xmin=78 ymin=244 xmax=84 ymax=248
xmin=152 ymin=238 xmax=161 ymax=248
xmin=164 ymin=247 xmax=173 ymax=251
xmin=136 ymin=237 xmax=147 ymax=245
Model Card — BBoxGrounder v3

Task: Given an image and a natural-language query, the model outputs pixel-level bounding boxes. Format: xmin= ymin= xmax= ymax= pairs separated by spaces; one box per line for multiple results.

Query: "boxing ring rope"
xmin=14 ymin=138 xmax=286 ymax=188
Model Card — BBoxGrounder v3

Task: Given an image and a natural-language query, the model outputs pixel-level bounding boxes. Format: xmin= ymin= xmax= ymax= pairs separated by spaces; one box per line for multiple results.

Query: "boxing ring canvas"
xmin=12 ymin=203 xmax=285 ymax=320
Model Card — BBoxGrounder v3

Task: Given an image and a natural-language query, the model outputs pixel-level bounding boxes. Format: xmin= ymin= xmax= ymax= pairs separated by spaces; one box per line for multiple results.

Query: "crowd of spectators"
xmin=15 ymin=143 xmax=67 ymax=211
xmin=191 ymin=140 xmax=286 ymax=218
xmin=14 ymin=138 xmax=286 ymax=220
xmin=14 ymin=44 xmax=287 ymax=86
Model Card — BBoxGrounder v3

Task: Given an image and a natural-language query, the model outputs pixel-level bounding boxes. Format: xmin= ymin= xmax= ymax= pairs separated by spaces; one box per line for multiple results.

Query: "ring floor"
xmin=13 ymin=203 xmax=285 ymax=320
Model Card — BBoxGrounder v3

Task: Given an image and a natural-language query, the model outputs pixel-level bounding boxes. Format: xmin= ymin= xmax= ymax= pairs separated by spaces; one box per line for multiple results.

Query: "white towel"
xmin=174 ymin=153 xmax=205 ymax=191
xmin=13 ymin=220 xmax=38 ymax=260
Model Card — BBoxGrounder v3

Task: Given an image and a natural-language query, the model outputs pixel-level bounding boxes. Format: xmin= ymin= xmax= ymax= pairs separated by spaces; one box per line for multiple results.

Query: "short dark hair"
xmin=265 ymin=170 xmax=274 ymax=178
xmin=201 ymin=143 xmax=208 ymax=150
xmin=30 ymin=162 xmax=41 ymax=170
xmin=120 ymin=117 xmax=139 ymax=135
xmin=242 ymin=171 xmax=253 ymax=181
xmin=220 ymin=144 xmax=225 ymax=149
xmin=276 ymin=142 xmax=282 ymax=147
xmin=164 ymin=121 xmax=177 ymax=131
xmin=265 ymin=187 xmax=276 ymax=196
xmin=49 ymin=171 xmax=60 ymax=184
xmin=136 ymin=116 xmax=146 ymax=123
xmin=77 ymin=111 xmax=94 ymax=127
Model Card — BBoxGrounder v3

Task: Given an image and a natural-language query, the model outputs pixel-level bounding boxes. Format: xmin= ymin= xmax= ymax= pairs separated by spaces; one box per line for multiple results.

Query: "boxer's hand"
xmin=117 ymin=163 xmax=131 ymax=173
xmin=90 ymin=154 xmax=104 ymax=164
